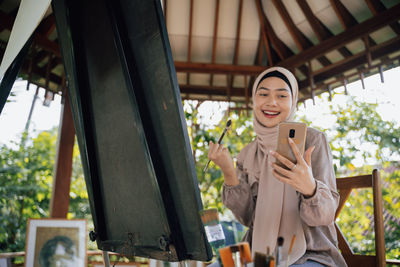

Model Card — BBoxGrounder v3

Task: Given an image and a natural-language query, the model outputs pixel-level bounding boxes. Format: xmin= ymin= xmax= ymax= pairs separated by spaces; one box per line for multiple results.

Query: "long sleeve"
xmin=299 ymin=129 xmax=340 ymax=227
xmin=222 ymin=164 xmax=257 ymax=228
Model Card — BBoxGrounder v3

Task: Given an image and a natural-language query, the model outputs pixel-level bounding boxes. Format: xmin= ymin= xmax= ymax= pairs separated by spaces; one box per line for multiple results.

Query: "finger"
xmin=272 ymin=170 xmax=293 ymax=186
xmin=272 ymin=163 xmax=294 ymax=178
xmin=208 ymin=141 xmax=218 ymax=155
xmin=288 ymin=138 xmax=303 ymax=163
xmin=304 ymin=146 xmax=315 ymax=166
xmin=270 ymin=151 xmax=295 ymax=169
xmin=217 ymin=144 xmax=224 ymax=152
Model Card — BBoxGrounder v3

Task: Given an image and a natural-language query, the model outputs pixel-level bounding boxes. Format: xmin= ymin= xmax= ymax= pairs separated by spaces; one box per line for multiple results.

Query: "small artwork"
xmin=92 ymin=263 xmax=140 ymax=267
xmin=25 ymin=219 xmax=86 ymax=267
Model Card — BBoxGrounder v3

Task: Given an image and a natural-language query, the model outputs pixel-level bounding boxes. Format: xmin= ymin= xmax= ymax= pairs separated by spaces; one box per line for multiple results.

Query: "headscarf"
xmin=237 ymin=67 xmax=306 ymax=265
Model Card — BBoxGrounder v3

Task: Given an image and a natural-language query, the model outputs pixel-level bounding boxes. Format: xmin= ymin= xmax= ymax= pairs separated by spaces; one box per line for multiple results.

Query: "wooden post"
xmin=50 ymin=90 xmax=75 ymax=218
xmin=359 ymin=71 xmax=366 ymax=89
xmin=379 ymin=65 xmax=384 ymax=83
xmin=343 ymin=78 xmax=348 ymax=95
xmin=372 ymin=169 xmax=386 ymax=267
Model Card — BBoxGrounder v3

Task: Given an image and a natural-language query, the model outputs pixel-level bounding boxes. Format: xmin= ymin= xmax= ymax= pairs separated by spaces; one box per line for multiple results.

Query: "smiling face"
xmin=254 ymin=76 xmax=293 ymax=127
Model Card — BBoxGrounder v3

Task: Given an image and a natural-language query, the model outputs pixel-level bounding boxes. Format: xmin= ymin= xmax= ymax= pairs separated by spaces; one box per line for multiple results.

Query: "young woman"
xmin=208 ymin=67 xmax=347 ymax=267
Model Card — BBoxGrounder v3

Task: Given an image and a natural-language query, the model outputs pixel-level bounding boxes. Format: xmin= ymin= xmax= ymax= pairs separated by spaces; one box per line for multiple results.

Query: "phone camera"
xmin=289 ymin=129 xmax=295 ymax=138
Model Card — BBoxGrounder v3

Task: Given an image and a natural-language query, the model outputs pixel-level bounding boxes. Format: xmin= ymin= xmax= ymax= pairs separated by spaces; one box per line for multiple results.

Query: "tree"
xmin=298 ymin=96 xmax=400 ymax=259
xmin=184 ymin=101 xmax=254 ymax=214
xmin=0 ymin=128 xmax=90 ymax=253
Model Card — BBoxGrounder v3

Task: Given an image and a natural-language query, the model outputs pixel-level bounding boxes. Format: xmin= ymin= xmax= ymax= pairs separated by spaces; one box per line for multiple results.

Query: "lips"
xmin=262 ymin=110 xmax=280 ymax=117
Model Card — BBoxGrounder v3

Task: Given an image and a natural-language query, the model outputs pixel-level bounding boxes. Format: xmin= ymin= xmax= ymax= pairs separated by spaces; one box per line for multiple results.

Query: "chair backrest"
xmin=335 ymin=169 xmax=386 ymax=267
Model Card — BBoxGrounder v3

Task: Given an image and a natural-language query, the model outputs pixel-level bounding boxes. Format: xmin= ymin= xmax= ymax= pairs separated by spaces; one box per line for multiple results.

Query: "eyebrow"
xmin=257 ymin=87 xmax=290 ymax=92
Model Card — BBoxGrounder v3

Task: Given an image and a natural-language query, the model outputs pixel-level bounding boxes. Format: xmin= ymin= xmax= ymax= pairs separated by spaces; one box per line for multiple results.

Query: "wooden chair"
xmin=335 ymin=169 xmax=388 ymax=267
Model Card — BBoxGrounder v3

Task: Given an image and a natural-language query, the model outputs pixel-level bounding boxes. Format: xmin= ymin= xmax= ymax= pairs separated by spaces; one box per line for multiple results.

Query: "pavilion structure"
xmin=0 ymin=0 xmax=400 ymax=265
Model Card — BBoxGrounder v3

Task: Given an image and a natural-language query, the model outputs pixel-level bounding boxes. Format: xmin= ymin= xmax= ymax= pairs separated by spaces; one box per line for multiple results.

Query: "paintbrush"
xmin=276 ymin=237 xmax=284 ymax=267
xmin=203 ymin=119 xmax=232 ymax=173
xmin=285 ymin=235 xmax=296 ymax=267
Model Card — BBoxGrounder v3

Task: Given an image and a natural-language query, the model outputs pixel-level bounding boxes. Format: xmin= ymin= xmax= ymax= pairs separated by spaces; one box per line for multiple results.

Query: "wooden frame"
xmin=24 ymin=219 xmax=87 ymax=267
xmin=335 ymin=169 xmax=386 ymax=267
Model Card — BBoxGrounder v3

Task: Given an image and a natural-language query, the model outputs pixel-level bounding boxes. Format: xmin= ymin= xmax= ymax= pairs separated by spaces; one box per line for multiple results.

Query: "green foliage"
xmin=0 ymin=130 xmax=56 ymax=252
xmin=184 ymin=101 xmax=254 ymax=214
xmin=0 ymin=128 xmax=90 ymax=253
xmin=299 ymin=96 xmax=400 ymax=260
xmin=1 ymin=95 xmax=399 ymax=262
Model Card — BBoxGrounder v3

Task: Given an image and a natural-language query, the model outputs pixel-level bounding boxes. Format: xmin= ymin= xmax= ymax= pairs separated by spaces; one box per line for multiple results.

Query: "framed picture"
xmin=25 ymin=219 xmax=87 ymax=267
xmin=92 ymin=262 xmax=140 ymax=267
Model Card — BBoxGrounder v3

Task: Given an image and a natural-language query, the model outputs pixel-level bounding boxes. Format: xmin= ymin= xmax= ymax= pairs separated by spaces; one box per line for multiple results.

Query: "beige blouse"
xmin=222 ymin=128 xmax=347 ymax=267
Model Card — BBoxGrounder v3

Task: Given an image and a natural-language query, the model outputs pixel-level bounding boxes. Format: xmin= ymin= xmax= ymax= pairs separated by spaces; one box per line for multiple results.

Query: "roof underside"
xmin=1 ymin=0 xmax=400 ymax=106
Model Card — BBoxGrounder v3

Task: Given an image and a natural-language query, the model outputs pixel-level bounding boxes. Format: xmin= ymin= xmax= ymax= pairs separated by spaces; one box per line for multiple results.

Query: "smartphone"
xmin=276 ymin=122 xmax=307 ymax=169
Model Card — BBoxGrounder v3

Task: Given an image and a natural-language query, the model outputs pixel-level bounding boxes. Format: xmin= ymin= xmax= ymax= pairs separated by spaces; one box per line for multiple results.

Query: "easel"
xmin=103 ymin=251 xmax=111 ymax=267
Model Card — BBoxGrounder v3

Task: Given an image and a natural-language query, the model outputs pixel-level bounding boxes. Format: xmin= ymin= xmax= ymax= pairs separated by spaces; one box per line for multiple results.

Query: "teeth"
xmin=263 ymin=111 xmax=279 ymax=115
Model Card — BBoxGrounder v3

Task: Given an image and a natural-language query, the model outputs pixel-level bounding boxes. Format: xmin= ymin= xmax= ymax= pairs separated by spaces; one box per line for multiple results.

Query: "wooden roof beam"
xmin=175 ymin=61 xmax=266 ymax=75
xmin=211 ymin=0 xmax=220 ymax=64
xmin=365 ymin=0 xmax=400 ymax=35
xmin=0 ymin=10 xmax=61 ymax=57
xmin=330 ymin=0 xmax=357 ymax=30
xmin=277 ymin=4 xmax=400 ymax=68
xmin=233 ymin=0 xmax=243 ymax=65
xmin=296 ymin=0 xmax=329 ymax=41
xmin=272 ymin=0 xmax=331 ymax=67
xmin=298 ymin=35 xmax=400 ymax=89
xmin=255 ymin=0 xmax=309 ymax=76
xmin=210 ymin=0 xmax=220 ymax=86
xmin=272 ymin=0 xmax=309 ymax=51
xmin=255 ymin=0 xmax=291 ymax=60
xmin=163 ymin=0 xmax=167 ymax=22
xmin=330 ymin=0 xmax=376 ymax=46
xmin=37 ymin=14 xmax=56 ymax=37
xmin=0 ymin=10 xmax=14 ymax=31
xmin=180 ymin=84 xmax=247 ymax=97
xmin=296 ymin=0 xmax=353 ymax=58
xmin=227 ymin=0 xmax=244 ymax=103
xmin=254 ymin=0 xmax=273 ymax=65
xmin=187 ymin=0 xmax=194 ymax=63
xmin=186 ymin=0 xmax=194 ymax=85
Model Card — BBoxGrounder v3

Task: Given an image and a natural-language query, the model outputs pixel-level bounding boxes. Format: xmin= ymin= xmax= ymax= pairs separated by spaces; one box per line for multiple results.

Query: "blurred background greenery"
xmin=0 ymin=95 xmax=399 ymax=262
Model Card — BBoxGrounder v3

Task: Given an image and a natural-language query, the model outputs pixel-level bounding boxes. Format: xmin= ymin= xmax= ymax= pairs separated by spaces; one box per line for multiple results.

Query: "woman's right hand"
xmin=208 ymin=141 xmax=239 ymax=185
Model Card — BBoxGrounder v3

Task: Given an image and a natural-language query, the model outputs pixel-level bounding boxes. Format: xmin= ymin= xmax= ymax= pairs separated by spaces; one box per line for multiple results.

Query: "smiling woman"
xmin=254 ymin=76 xmax=292 ymax=128
xmin=207 ymin=67 xmax=347 ymax=267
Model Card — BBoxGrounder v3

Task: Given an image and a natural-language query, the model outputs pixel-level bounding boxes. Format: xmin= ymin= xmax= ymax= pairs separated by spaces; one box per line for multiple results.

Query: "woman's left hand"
xmin=270 ymin=138 xmax=316 ymax=197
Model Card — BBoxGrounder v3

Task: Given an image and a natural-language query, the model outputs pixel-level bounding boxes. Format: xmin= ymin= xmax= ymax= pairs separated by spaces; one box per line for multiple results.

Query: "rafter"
xmin=254 ymin=0 xmax=272 ymax=65
xmin=298 ymin=34 xmax=400 ymax=89
xmin=211 ymin=0 xmax=220 ymax=64
xmin=296 ymin=0 xmax=329 ymax=41
xmin=37 ymin=15 xmax=56 ymax=37
xmin=296 ymin=0 xmax=353 ymax=58
xmin=175 ymin=62 xmax=266 ymax=75
xmin=272 ymin=0 xmax=331 ymax=67
xmin=278 ymin=4 xmax=400 ymax=68
xmin=163 ymin=0 xmax=167 ymax=22
xmin=255 ymin=0 xmax=289 ymax=60
xmin=186 ymin=0 xmax=194 ymax=85
xmin=255 ymin=0 xmax=310 ymax=76
xmin=272 ymin=0 xmax=309 ymax=51
xmin=330 ymin=0 xmax=377 ymax=46
xmin=0 ymin=10 xmax=14 ymax=31
xmin=180 ymin=84 xmax=246 ymax=97
xmin=210 ymin=0 xmax=220 ymax=86
xmin=330 ymin=0 xmax=357 ymax=30
xmin=227 ymin=0 xmax=244 ymax=103
xmin=365 ymin=0 xmax=400 ymax=35
xmin=233 ymin=0 xmax=243 ymax=65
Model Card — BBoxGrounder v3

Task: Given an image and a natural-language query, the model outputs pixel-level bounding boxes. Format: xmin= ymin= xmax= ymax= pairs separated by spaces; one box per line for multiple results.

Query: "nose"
xmin=265 ymin=95 xmax=278 ymax=106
